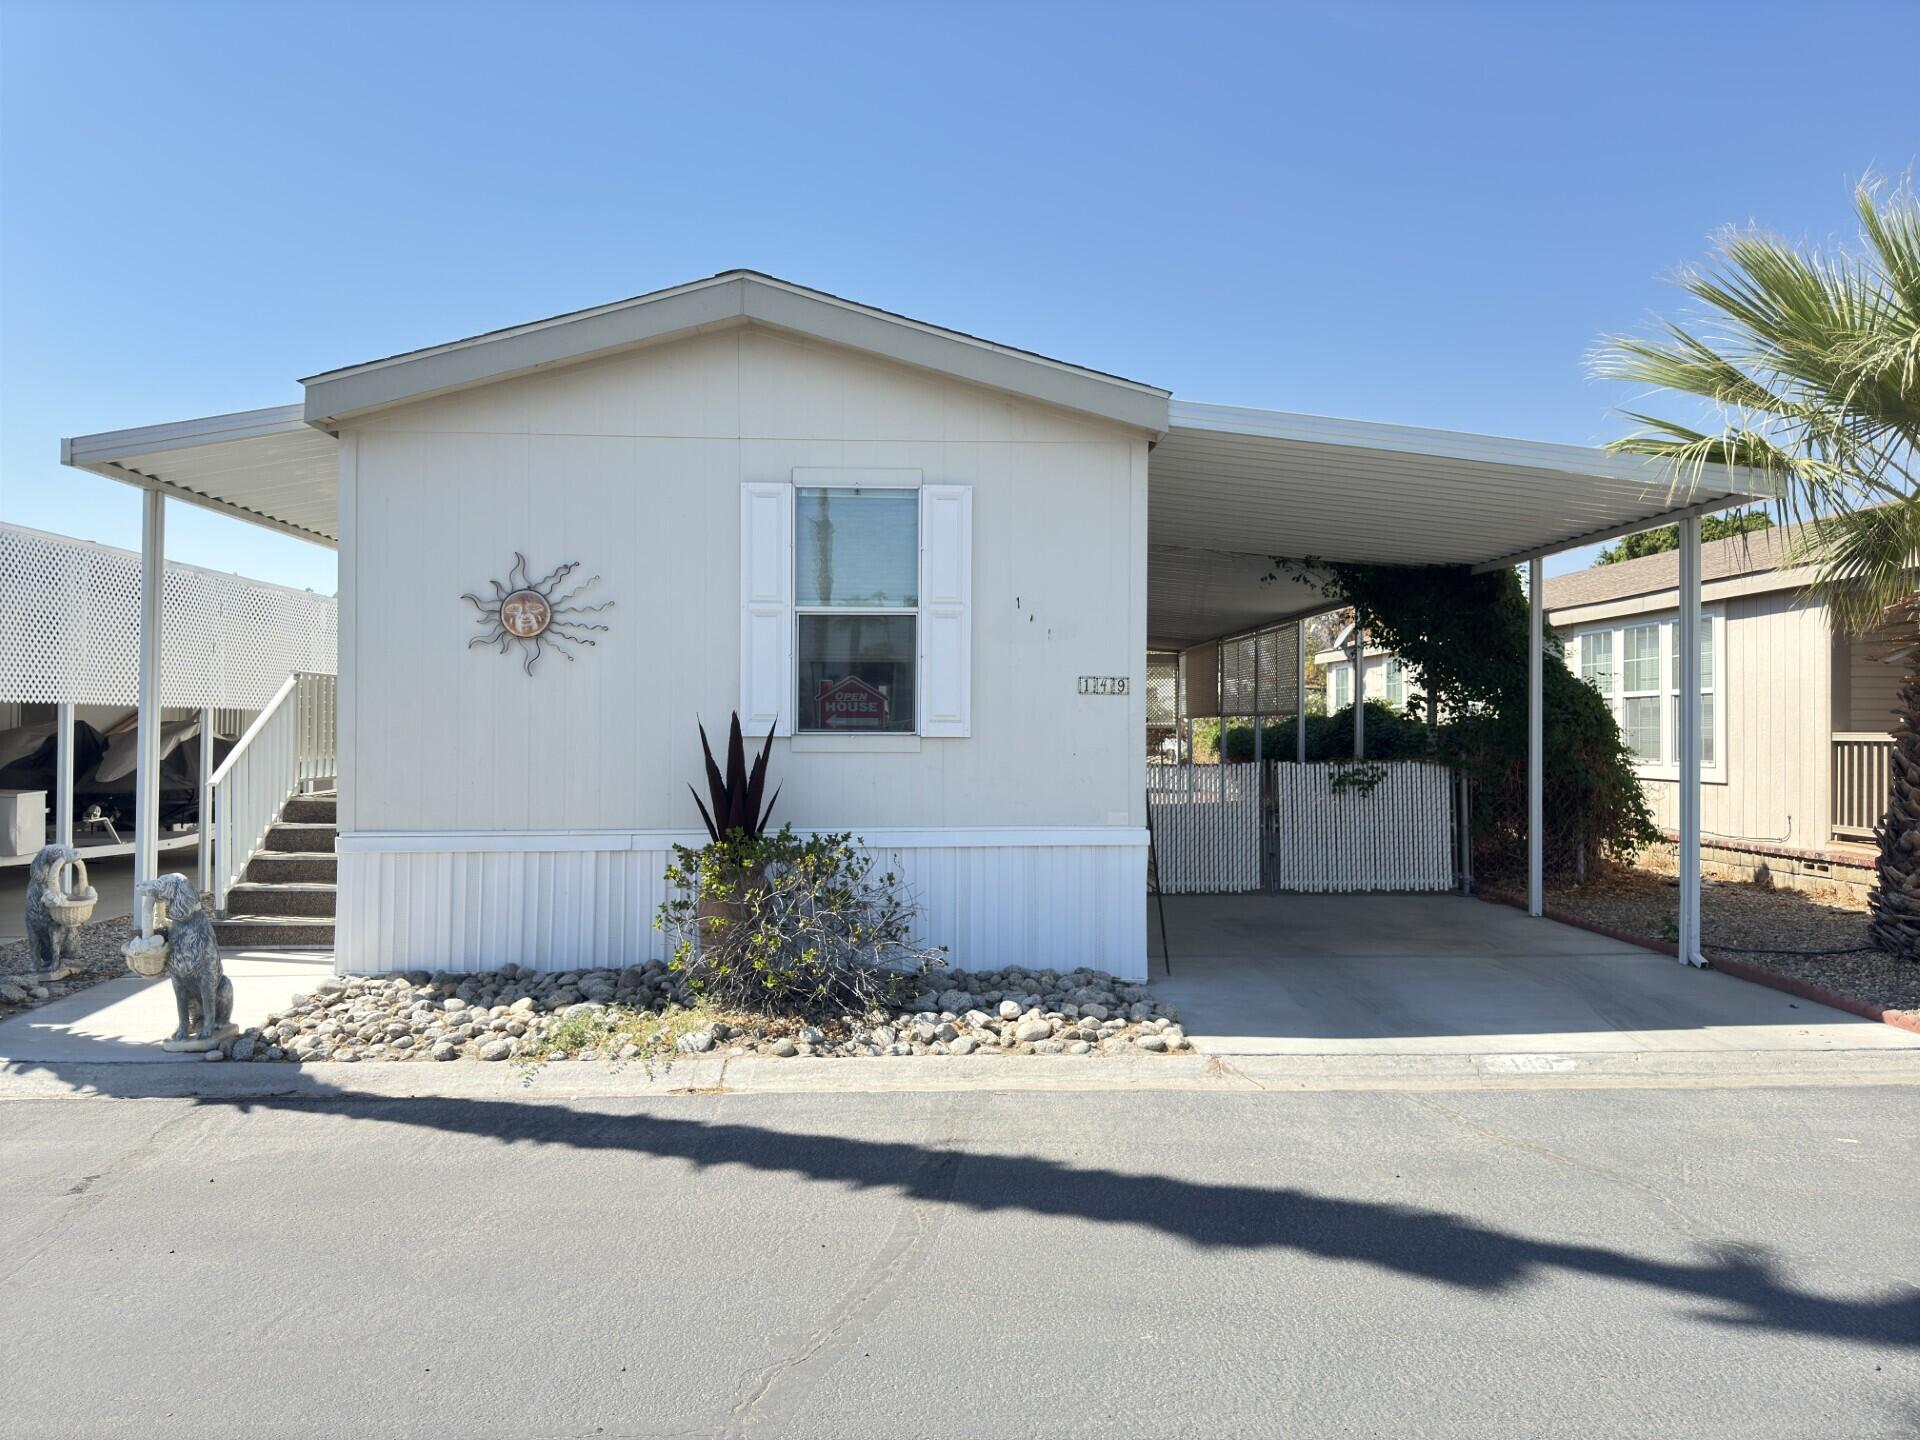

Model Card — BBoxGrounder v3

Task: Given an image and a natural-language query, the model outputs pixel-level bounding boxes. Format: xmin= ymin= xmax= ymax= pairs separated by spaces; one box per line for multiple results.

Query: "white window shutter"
xmin=740 ymin=481 xmax=793 ymax=736
xmin=919 ymin=484 xmax=972 ymax=737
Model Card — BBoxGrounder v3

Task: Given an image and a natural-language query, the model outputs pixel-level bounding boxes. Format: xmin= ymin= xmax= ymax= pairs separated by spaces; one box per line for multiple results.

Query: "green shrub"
xmin=657 ymin=825 xmax=945 ymax=1017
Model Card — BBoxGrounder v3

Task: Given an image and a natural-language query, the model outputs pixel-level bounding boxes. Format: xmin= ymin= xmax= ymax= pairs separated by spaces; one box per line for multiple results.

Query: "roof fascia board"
xmin=303 ymin=278 xmax=752 ymax=427
xmin=303 ymin=273 xmax=1170 ymax=435
xmin=1168 ymin=399 xmax=1777 ymax=497
xmin=1469 ymin=495 xmax=1754 ymax=572
xmin=61 ymin=404 xmax=308 ymax=467
xmin=737 ymin=282 xmax=1169 ymax=434
xmin=1548 ymin=564 xmax=1820 ymax=625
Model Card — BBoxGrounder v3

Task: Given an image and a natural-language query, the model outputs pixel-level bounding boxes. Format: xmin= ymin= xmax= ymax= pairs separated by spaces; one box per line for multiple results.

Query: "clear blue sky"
xmin=4 ymin=0 xmax=1915 ymax=595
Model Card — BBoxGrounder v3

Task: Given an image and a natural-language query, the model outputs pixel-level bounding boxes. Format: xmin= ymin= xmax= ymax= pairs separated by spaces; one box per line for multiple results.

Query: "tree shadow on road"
xmin=190 ymin=1084 xmax=1920 ymax=1352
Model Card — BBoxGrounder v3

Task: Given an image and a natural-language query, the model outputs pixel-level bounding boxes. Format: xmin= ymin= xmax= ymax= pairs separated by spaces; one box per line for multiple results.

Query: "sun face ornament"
xmin=462 ymin=553 xmax=614 ymax=674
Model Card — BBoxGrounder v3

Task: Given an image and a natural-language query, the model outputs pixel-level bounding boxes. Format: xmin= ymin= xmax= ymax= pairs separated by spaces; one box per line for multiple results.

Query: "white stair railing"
xmin=208 ymin=672 xmax=336 ymax=913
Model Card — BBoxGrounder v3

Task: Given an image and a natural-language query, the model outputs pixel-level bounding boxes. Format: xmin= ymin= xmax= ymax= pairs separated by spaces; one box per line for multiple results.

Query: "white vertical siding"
xmin=336 ymin=830 xmax=1149 ymax=980
xmin=343 ymin=326 xmax=1148 ymax=835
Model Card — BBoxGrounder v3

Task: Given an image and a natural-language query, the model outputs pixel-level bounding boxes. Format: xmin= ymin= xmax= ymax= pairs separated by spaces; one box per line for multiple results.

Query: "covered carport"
xmin=1146 ymin=399 xmax=1772 ymax=969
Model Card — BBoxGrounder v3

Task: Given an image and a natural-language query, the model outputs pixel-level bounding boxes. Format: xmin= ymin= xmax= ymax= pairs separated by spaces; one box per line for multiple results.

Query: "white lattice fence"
xmin=1147 ymin=763 xmax=1262 ymax=894
xmin=1268 ymin=761 xmax=1456 ymax=893
xmin=0 ymin=523 xmax=336 ymax=708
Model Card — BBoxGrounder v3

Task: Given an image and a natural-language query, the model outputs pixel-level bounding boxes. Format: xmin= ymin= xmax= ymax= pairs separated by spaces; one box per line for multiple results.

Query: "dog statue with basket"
xmin=24 ymin=845 xmax=96 ymax=975
xmin=123 ymin=873 xmax=232 ymax=1050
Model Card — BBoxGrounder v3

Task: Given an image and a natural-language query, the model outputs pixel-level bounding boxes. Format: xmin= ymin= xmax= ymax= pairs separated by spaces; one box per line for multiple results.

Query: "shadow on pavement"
xmin=168 ymin=1082 xmax=1919 ymax=1353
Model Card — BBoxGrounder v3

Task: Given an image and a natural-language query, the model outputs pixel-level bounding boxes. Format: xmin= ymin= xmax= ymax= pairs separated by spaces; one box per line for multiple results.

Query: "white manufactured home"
xmin=60 ymin=272 xmax=1767 ymax=979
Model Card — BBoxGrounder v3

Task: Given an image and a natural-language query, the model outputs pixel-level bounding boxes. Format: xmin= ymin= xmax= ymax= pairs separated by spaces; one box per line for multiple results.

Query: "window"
xmin=1569 ymin=610 xmax=1722 ymax=778
xmin=1579 ymin=631 xmax=1615 ymax=700
xmin=794 ymin=487 xmax=917 ymax=732
xmin=1621 ymin=623 xmax=1663 ymax=761
xmin=1385 ymin=658 xmax=1406 ymax=708
xmin=1330 ymin=665 xmax=1352 ymax=711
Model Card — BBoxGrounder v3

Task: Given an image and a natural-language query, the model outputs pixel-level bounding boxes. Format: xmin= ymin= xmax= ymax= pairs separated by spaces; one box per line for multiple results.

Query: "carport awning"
xmin=1146 ymin=401 xmax=1772 ymax=649
xmin=61 ymin=406 xmax=340 ymax=546
xmin=59 ymin=396 xmax=1771 ymax=647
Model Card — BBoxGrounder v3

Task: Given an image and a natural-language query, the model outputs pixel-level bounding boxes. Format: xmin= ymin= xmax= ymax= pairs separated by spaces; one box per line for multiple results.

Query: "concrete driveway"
xmin=1150 ymin=893 xmax=1920 ymax=1058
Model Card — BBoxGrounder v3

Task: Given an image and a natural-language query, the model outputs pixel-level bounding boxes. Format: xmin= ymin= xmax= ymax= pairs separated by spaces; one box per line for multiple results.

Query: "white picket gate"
xmin=1147 ymin=760 xmax=1458 ymax=896
xmin=1146 ymin=762 xmax=1262 ymax=894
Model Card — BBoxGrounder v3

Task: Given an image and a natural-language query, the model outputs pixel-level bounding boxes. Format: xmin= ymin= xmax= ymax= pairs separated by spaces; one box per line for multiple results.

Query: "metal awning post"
xmin=1677 ymin=516 xmax=1705 ymax=965
xmin=1295 ymin=621 xmax=1307 ymax=765
xmin=135 ymin=490 xmax=164 ymax=933
xmin=197 ymin=706 xmax=214 ymax=898
xmin=54 ymin=701 xmax=75 ymax=849
xmin=1527 ymin=557 xmax=1543 ymax=916
xmin=1351 ymin=621 xmax=1366 ymax=760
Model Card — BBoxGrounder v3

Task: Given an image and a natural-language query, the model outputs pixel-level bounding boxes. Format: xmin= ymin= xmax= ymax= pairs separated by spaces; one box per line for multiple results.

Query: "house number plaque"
xmin=1078 ymin=676 xmax=1129 ymax=695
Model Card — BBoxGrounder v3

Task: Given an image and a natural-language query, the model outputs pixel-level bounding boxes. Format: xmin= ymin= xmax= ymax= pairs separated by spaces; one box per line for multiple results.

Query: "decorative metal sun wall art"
xmin=461 ymin=552 xmax=614 ymax=674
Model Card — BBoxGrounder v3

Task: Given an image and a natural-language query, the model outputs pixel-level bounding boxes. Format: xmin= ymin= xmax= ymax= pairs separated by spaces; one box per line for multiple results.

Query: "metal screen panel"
xmin=0 ymin=524 xmax=336 ymax=708
xmin=1146 ymin=762 xmax=1262 ymax=893
xmin=1267 ymin=761 xmax=1456 ymax=892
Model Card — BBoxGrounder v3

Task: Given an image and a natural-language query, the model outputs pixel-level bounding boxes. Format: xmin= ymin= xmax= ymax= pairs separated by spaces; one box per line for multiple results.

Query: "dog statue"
xmin=138 ymin=873 xmax=233 ymax=1046
xmin=24 ymin=844 xmax=83 ymax=974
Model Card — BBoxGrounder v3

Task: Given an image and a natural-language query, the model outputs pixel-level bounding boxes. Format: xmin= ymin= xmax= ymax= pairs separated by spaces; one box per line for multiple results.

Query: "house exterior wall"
xmin=334 ymin=325 xmax=1151 ymax=977
xmin=1553 ymin=587 xmax=1833 ymax=855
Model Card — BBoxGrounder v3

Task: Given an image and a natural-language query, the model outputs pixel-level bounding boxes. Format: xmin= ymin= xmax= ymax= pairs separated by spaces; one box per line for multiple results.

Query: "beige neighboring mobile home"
xmin=1315 ymin=530 xmax=1899 ymax=897
xmin=1550 ymin=530 xmax=1897 ymax=897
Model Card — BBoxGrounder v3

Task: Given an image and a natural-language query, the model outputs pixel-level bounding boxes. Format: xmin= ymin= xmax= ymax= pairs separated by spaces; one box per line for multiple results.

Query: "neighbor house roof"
xmin=1543 ymin=525 xmax=1796 ymax=614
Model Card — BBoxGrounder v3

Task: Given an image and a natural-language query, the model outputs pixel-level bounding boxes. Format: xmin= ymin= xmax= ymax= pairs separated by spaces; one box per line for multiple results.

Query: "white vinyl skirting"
xmin=334 ymin=828 xmax=1150 ymax=981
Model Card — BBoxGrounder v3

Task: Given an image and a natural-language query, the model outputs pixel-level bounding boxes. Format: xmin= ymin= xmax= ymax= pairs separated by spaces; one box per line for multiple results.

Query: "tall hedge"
xmin=1294 ymin=562 xmax=1656 ymax=877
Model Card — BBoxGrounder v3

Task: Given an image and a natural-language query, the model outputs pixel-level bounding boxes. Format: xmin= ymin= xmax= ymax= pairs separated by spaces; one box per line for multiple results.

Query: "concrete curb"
xmin=6 ymin=1046 xmax=1920 ymax=1102
xmin=1477 ymin=889 xmax=1920 ymax=1037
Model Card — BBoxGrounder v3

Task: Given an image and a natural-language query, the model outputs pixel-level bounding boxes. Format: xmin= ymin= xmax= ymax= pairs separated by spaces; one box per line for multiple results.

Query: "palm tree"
xmin=1593 ymin=181 xmax=1920 ymax=957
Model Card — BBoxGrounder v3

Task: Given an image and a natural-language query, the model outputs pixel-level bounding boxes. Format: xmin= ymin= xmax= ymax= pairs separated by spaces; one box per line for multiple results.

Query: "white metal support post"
xmin=1527 ymin=557 xmax=1543 ymax=917
xmin=135 ymin=490 xmax=164 ymax=933
xmin=197 ymin=706 xmax=214 ymax=898
xmin=54 ymin=701 xmax=75 ymax=849
xmin=1677 ymin=515 xmax=1705 ymax=965
xmin=1295 ymin=621 xmax=1307 ymax=765
xmin=1351 ymin=621 xmax=1366 ymax=759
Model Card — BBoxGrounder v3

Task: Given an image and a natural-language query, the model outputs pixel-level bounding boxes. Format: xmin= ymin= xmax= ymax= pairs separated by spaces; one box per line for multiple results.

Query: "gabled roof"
xmin=1543 ymin=526 xmax=1796 ymax=613
xmin=300 ymin=269 xmax=1172 ymax=434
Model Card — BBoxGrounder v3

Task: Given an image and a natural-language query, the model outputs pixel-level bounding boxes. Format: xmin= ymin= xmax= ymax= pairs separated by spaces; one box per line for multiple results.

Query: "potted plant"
xmin=687 ymin=713 xmax=781 ymax=940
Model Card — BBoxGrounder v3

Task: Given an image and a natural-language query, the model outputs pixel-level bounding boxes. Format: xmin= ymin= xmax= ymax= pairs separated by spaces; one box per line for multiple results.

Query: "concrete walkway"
xmin=0 ymin=948 xmax=332 ymax=1064
xmin=1151 ymin=892 xmax=1920 ymax=1057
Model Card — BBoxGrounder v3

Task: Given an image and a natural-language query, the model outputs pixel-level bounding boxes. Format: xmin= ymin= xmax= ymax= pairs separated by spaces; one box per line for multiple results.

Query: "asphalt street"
xmin=3 ymin=1081 xmax=1916 ymax=1438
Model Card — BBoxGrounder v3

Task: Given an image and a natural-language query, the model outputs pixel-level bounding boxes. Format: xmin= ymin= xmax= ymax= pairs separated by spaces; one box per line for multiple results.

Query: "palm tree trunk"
xmin=1870 ymin=635 xmax=1920 ymax=960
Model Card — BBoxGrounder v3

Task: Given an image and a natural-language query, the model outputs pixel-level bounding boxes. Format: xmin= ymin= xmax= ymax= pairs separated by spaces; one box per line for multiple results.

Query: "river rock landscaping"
xmin=0 ymin=915 xmax=134 ymax=1017
xmin=217 ymin=961 xmax=1189 ymax=1063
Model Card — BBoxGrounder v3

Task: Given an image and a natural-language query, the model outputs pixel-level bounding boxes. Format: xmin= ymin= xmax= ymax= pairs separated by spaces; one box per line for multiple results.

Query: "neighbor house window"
xmin=1330 ymin=664 xmax=1352 ymax=711
xmin=1570 ymin=610 xmax=1722 ymax=778
xmin=794 ymin=486 xmax=917 ymax=732
xmin=1385 ymin=658 xmax=1406 ymax=707
xmin=1621 ymin=623 xmax=1663 ymax=762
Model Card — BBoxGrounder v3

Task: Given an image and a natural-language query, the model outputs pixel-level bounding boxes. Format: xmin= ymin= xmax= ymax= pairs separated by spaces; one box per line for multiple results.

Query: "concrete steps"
xmin=215 ymin=789 xmax=336 ymax=951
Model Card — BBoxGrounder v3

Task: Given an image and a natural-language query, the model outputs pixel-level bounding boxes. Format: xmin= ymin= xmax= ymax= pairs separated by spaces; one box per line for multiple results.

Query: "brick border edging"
xmin=1476 ymin=889 xmax=1920 ymax=1038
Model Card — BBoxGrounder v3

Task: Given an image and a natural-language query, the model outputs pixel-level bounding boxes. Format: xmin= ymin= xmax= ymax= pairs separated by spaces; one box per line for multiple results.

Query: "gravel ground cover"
xmin=216 ymin=961 xmax=1190 ymax=1064
xmin=0 ymin=916 xmax=135 ymax=1017
xmin=1543 ymin=864 xmax=1920 ymax=1017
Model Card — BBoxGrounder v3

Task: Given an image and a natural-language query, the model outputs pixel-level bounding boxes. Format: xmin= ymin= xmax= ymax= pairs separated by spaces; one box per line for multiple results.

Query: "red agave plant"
xmin=690 ymin=712 xmax=780 ymax=843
